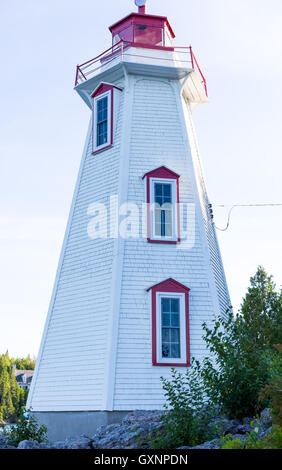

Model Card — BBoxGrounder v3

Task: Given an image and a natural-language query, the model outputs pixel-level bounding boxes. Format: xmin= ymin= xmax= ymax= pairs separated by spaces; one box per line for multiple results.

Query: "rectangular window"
xmin=97 ymin=96 xmax=108 ymax=146
xmin=154 ymin=182 xmax=172 ymax=237
xmin=161 ymin=297 xmax=180 ymax=358
xmin=149 ymin=178 xmax=178 ymax=242
xmin=155 ymin=292 xmax=187 ymax=365
xmin=93 ymin=90 xmax=112 ymax=153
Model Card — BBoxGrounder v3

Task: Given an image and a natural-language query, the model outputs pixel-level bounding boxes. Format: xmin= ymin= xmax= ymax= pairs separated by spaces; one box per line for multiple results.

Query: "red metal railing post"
xmin=75 ymin=66 xmax=79 ymax=86
xmin=189 ymin=46 xmax=194 ymax=69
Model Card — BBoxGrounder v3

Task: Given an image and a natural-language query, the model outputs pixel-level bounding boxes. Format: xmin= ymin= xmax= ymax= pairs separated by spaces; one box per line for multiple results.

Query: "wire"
xmin=213 ymin=203 xmax=282 ymax=231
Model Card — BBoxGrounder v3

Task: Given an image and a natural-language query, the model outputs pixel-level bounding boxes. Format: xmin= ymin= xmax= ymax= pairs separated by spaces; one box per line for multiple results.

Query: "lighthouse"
xmin=27 ymin=0 xmax=231 ymax=441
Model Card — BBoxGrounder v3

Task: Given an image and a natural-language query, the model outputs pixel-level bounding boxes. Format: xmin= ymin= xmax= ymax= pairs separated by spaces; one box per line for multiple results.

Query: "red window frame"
xmin=142 ymin=166 xmax=181 ymax=244
xmin=91 ymin=83 xmax=122 ymax=155
xmin=147 ymin=278 xmax=190 ymax=367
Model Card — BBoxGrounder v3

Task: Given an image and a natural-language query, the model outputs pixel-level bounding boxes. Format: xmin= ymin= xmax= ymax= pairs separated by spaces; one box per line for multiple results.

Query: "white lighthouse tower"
xmin=28 ymin=0 xmax=231 ymax=441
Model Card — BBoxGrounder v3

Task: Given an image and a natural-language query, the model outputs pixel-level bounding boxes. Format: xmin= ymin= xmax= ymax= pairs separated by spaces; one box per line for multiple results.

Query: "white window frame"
xmin=156 ymin=291 xmax=187 ymax=364
xmin=149 ymin=177 xmax=178 ymax=242
xmin=93 ymin=90 xmax=112 ymax=153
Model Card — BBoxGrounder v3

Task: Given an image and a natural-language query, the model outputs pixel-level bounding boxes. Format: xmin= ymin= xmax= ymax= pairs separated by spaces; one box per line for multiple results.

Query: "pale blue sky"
xmin=0 ymin=0 xmax=281 ymax=357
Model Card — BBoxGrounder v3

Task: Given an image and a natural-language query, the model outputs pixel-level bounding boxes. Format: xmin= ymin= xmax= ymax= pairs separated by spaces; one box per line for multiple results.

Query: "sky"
xmin=0 ymin=0 xmax=281 ymax=358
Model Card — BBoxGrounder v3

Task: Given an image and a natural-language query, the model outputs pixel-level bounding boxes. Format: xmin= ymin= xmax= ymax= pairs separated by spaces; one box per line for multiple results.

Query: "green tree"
xmin=240 ymin=266 xmax=282 ymax=349
xmin=195 ymin=312 xmax=270 ymax=419
xmin=12 ymin=355 xmax=36 ymax=370
xmin=0 ymin=352 xmax=36 ymax=422
xmin=0 ymin=354 xmax=15 ymax=420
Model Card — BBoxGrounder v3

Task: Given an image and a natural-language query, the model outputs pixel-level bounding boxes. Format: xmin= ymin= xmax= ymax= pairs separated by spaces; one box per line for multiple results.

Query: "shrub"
xmin=4 ymin=409 xmax=47 ymax=447
xmin=195 ymin=311 xmax=270 ymax=419
xmin=221 ymin=425 xmax=282 ymax=449
xmin=149 ymin=364 xmax=218 ymax=449
xmin=259 ymin=345 xmax=282 ymax=426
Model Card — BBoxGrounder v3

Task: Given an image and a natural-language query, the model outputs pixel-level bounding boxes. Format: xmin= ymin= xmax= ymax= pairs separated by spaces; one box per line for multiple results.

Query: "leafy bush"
xmin=4 ymin=409 xmax=47 ymax=447
xmin=221 ymin=425 xmax=282 ymax=449
xmin=194 ymin=311 xmax=270 ymax=419
xmin=151 ymin=267 xmax=281 ymax=448
xmin=259 ymin=345 xmax=282 ymax=426
xmin=149 ymin=365 xmax=218 ymax=449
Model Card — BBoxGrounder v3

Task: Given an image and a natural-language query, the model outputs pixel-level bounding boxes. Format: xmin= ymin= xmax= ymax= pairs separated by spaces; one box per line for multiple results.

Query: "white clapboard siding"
xmin=28 ymin=88 xmax=125 ymax=412
xmin=28 ymin=69 xmax=230 ymax=413
xmin=112 ymin=78 xmax=225 ymax=410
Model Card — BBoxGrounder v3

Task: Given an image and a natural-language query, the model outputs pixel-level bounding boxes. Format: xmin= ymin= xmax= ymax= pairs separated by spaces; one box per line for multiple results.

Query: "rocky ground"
xmin=0 ymin=408 xmax=272 ymax=449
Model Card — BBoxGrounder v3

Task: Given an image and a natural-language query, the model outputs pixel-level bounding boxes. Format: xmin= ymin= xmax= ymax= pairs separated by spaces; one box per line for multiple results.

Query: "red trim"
xmin=142 ymin=165 xmax=180 ymax=180
xmin=148 ymin=278 xmax=190 ymax=367
xmin=144 ymin=166 xmax=181 ymax=243
xmin=127 ymin=42 xmax=174 ymax=52
xmin=109 ymin=13 xmax=175 ymax=39
xmin=91 ymin=82 xmax=123 ymax=98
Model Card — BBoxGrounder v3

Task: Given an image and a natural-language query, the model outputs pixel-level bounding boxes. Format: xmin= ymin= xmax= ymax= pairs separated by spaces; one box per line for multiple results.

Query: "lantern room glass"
xmin=112 ymin=23 xmax=173 ymax=47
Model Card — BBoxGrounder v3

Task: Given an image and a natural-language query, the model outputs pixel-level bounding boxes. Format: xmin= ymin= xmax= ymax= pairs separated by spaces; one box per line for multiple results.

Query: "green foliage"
xmin=259 ymin=344 xmax=282 ymax=426
xmin=240 ymin=266 xmax=282 ymax=349
xmin=149 ymin=365 xmax=218 ymax=449
xmin=195 ymin=311 xmax=270 ymax=419
xmin=12 ymin=355 xmax=36 ymax=371
xmin=221 ymin=425 xmax=282 ymax=449
xmin=4 ymin=409 xmax=47 ymax=447
xmin=0 ymin=352 xmax=35 ymax=422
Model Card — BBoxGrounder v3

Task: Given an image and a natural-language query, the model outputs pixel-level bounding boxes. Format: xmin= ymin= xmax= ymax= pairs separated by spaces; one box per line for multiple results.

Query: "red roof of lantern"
xmin=109 ymin=13 xmax=176 ymax=39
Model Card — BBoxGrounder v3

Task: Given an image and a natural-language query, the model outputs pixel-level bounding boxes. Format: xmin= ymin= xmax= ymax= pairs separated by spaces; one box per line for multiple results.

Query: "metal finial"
xmin=135 ymin=0 xmax=147 ymax=14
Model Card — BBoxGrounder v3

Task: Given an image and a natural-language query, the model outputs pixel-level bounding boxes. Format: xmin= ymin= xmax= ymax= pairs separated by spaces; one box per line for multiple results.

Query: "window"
xmin=96 ymin=96 xmax=108 ymax=147
xmin=93 ymin=90 xmax=112 ymax=152
xmin=147 ymin=278 xmax=190 ymax=366
xmin=143 ymin=166 xmax=180 ymax=243
xmin=91 ymin=83 xmax=122 ymax=154
xmin=153 ymin=182 xmax=173 ymax=238
xmin=160 ymin=295 xmax=181 ymax=358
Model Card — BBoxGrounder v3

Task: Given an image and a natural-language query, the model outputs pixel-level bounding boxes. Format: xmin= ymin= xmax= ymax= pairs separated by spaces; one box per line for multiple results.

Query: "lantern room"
xmin=109 ymin=12 xmax=175 ymax=48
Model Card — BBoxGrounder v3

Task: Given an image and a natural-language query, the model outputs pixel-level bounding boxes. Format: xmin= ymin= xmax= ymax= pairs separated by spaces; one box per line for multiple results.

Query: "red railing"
xmin=75 ymin=42 xmax=207 ymax=97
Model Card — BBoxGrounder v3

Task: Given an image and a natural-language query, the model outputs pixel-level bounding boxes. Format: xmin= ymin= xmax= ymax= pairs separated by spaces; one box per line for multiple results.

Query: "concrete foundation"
xmin=32 ymin=411 xmax=129 ymax=442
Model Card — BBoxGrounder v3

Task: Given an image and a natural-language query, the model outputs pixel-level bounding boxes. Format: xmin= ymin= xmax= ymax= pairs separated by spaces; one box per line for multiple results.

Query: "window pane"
xmin=97 ymin=97 xmax=108 ymax=123
xmin=161 ymin=297 xmax=181 ymax=359
xmin=134 ymin=25 xmax=163 ymax=46
xmin=171 ymin=343 xmax=180 ymax=358
xmin=155 ymin=184 xmax=162 ymax=197
xmin=97 ymin=121 xmax=108 ymax=146
xmin=171 ymin=313 xmax=180 ymax=327
xmin=162 ymin=328 xmax=170 ymax=342
xmin=161 ymin=298 xmax=170 ymax=313
xmin=162 ymin=313 xmax=170 ymax=327
xmin=153 ymin=183 xmax=173 ymax=238
xmin=154 ymin=183 xmax=172 ymax=206
xmin=171 ymin=298 xmax=179 ymax=313
xmin=163 ymin=184 xmax=171 ymax=198
xmin=162 ymin=343 xmax=170 ymax=358
xmin=96 ymin=96 xmax=108 ymax=147
xmin=171 ymin=328 xmax=180 ymax=343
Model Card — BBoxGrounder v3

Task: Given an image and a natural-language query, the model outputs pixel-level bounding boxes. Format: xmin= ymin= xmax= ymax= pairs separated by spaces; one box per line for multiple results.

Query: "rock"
xmin=18 ymin=440 xmax=41 ymax=449
xmin=0 ymin=434 xmax=9 ymax=449
xmin=122 ymin=411 xmax=162 ymax=425
xmin=235 ymin=423 xmax=252 ymax=434
xmin=49 ymin=440 xmax=69 ymax=449
xmin=90 ymin=416 xmax=163 ymax=449
xmin=208 ymin=417 xmax=231 ymax=436
xmin=50 ymin=435 xmax=94 ymax=449
xmin=67 ymin=436 xmax=93 ymax=449
xmin=223 ymin=419 xmax=241 ymax=435
xmin=38 ymin=442 xmax=50 ymax=449
xmin=260 ymin=409 xmax=272 ymax=428
xmin=190 ymin=439 xmax=220 ymax=449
